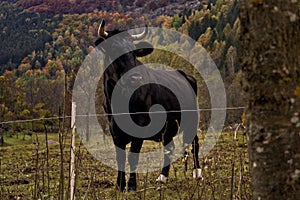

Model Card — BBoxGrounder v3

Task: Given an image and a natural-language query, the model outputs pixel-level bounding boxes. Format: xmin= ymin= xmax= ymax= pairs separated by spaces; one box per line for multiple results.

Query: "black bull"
xmin=95 ymin=20 xmax=202 ymax=191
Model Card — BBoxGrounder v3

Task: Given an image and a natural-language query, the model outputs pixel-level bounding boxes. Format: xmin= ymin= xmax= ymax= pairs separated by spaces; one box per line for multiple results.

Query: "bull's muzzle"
xmin=118 ymin=72 xmax=144 ymax=97
xmin=121 ymin=72 xmax=143 ymax=87
xmin=129 ymin=74 xmax=143 ymax=85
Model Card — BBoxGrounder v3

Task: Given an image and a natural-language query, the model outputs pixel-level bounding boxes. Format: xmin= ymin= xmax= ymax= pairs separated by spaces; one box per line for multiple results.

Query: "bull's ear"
xmin=134 ymin=41 xmax=153 ymax=57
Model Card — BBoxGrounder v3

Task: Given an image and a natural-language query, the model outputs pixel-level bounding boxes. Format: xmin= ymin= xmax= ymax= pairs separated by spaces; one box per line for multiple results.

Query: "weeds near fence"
xmin=0 ymin=121 xmax=251 ymax=199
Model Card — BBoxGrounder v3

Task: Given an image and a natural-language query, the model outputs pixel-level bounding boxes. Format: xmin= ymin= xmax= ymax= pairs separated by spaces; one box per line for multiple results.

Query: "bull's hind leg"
xmin=127 ymin=139 xmax=143 ymax=191
xmin=156 ymin=121 xmax=177 ymax=183
xmin=156 ymin=139 xmax=175 ymax=183
xmin=182 ymin=121 xmax=202 ymax=179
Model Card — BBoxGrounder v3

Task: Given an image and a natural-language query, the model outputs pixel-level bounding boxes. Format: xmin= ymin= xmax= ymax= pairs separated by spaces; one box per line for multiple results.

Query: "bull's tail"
xmin=177 ymin=70 xmax=198 ymax=146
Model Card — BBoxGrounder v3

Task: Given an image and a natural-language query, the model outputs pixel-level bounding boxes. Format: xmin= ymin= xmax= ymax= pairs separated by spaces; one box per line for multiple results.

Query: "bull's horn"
xmin=98 ymin=19 xmax=108 ymax=37
xmin=131 ymin=25 xmax=148 ymax=40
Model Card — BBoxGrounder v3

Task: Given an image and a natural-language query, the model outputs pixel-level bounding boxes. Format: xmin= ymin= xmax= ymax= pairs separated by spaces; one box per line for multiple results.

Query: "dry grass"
xmin=0 ymin=129 xmax=251 ymax=200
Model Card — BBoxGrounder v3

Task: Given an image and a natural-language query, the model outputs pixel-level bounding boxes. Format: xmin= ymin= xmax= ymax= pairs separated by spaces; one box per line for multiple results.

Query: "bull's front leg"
xmin=115 ymin=142 xmax=126 ymax=191
xmin=127 ymin=139 xmax=143 ymax=191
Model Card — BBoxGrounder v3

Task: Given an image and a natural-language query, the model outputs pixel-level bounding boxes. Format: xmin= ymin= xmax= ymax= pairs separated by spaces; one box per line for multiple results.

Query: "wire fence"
xmin=0 ymin=106 xmax=245 ymax=125
xmin=0 ymin=122 xmax=251 ymax=200
xmin=0 ymin=105 xmax=249 ymax=199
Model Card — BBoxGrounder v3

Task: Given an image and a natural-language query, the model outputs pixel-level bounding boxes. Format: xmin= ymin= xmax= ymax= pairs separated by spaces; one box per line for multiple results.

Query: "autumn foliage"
xmin=0 ymin=0 xmax=242 ymax=130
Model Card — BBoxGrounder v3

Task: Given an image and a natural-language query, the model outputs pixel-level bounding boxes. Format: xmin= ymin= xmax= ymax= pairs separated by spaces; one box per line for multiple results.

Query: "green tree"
xmin=172 ymin=14 xmax=183 ymax=29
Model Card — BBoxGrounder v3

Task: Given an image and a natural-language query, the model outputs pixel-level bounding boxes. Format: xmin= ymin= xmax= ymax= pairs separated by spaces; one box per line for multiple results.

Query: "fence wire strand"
xmin=0 ymin=107 xmax=245 ymax=125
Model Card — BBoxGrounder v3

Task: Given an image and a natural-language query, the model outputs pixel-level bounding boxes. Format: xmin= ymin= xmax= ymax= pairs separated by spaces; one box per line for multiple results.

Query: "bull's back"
xmin=150 ymin=69 xmax=197 ymax=107
xmin=176 ymin=70 xmax=197 ymax=95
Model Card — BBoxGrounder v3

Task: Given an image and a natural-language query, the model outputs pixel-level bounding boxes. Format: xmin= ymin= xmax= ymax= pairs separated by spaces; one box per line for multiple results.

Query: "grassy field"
xmin=0 ymin=129 xmax=251 ymax=200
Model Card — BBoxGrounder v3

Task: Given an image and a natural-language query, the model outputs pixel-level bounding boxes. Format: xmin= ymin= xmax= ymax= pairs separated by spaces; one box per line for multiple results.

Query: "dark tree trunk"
xmin=239 ymin=0 xmax=300 ymax=199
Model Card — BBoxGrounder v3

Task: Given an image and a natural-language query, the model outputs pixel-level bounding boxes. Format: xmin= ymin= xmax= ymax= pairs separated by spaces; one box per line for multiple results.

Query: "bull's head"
xmin=97 ymin=19 xmax=148 ymax=41
xmin=95 ymin=20 xmax=153 ymax=97
xmin=95 ymin=19 xmax=153 ymax=86
xmin=95 ymin=19 xmax=153 ymax=57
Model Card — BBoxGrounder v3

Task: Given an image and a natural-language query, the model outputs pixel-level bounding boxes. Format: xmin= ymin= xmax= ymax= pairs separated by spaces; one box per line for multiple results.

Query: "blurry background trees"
xmin=0 ymin=0 xmax=243 ymax=130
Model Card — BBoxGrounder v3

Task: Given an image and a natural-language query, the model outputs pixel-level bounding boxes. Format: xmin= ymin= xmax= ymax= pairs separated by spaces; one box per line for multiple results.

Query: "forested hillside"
xmin=16 ymin=0 xmax=204 ymax=15
xmin=0 ymin=3 xmax=61 ymax=74
xmin=0 ymin=0 xmax=242 ymax=131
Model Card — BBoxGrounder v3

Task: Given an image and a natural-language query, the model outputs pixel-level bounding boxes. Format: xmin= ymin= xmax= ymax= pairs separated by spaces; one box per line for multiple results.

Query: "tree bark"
xmin=239 ymin=0 xmax=300 ymax=199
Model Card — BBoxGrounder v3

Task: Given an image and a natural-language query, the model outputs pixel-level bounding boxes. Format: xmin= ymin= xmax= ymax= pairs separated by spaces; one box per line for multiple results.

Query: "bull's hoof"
xmin=155 ymin=174 xmax=168 ymax=183
xmin=127 ymin=185 xmax=137 ymax=192
xmin=127 ymin=181 xmax=137 ymax=192
xmin=193 ymin=168 xmax=203 ymax=180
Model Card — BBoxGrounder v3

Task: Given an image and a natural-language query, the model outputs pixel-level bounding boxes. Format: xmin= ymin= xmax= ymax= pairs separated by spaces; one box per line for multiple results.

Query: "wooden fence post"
xmin=70 ymin=102 xmax=76 ymax=200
